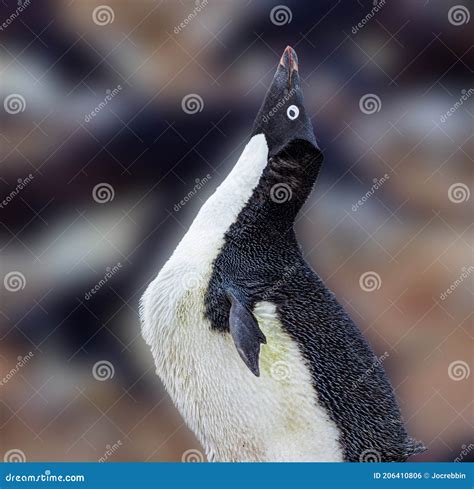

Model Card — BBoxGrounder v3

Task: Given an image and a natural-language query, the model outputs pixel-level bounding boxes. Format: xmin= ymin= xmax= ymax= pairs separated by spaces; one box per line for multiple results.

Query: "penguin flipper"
xmin=226 ymin=289 xmax=266 ymax=377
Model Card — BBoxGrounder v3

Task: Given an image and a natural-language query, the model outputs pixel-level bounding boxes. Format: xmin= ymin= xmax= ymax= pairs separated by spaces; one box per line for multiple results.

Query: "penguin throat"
xmin=239 ymin=138 xmax=323 ymax=233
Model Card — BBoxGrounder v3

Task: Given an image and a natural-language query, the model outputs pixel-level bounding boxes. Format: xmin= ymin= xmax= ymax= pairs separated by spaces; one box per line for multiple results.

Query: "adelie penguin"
xmin=140 ymin=46 xmax=425 ymax=462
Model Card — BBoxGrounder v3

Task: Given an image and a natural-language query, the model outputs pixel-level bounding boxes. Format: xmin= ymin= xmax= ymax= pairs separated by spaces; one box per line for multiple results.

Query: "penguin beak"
xmin=279 ymin=46 xmax=298 ymax=88
xmin=251 ymin=45 xmax=321 ymax=158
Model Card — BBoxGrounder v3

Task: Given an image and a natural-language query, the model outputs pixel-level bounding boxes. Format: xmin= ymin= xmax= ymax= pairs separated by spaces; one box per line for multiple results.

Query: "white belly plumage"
xmin=140 ymin=264 xmax=343 ymax=462
xmin=139 ymin=134 xmax=343 ymax=461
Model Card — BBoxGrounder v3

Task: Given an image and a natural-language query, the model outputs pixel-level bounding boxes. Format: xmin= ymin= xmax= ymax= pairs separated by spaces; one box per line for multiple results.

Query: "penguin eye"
xmin=286 ymin=105 xmax=299 ymax=120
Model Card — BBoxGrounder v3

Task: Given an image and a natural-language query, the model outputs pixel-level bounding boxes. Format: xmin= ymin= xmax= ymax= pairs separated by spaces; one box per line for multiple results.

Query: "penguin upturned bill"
xmin=140 ymin=46 xmax=425 ymax=462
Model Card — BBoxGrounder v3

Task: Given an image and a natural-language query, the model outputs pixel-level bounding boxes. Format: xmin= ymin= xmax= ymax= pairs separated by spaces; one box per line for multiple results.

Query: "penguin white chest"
xmin=141 ymin=265 xmax=343 ymax=462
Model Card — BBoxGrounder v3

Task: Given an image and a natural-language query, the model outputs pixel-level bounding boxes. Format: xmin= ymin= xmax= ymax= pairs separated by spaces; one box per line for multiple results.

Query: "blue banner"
xmin=0 ymin=463 xmax=472 ymax=488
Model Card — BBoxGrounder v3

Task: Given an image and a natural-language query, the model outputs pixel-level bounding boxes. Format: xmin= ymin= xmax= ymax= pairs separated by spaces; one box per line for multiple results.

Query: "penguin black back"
xmin=204 ymin=47 xmax=425 ymax=461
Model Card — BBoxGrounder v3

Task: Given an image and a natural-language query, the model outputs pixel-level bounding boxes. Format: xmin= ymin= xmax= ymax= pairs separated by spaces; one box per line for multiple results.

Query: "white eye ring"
xmin=287 ymin=105 xmax=299 ymax=120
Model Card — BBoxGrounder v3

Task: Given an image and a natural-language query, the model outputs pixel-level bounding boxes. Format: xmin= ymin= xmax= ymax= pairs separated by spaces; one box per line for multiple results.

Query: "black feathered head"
xmin=252 ymin=46 xmax=322 ymax=163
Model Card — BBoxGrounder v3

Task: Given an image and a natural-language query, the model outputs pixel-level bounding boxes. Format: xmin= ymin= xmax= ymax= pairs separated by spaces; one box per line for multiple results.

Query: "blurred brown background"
xmin=0 ymin=0 xmax=472 ymax=462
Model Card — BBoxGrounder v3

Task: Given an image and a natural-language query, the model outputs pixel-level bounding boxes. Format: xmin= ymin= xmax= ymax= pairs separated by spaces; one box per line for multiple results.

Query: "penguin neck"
xmin=230 ymin=139 xmax=322 ymax=239
xmin=178 ymin=135 xmax=320 ymax=259
xmin=177 ymin=134 xmax=270 ymax=256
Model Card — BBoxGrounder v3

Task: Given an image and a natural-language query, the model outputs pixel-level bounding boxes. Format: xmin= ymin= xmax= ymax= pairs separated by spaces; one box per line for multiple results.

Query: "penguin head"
xmin=251 ymin=46 xmax=322 ymax=162
xmin=249 ymin=47 xmax=323 ymax=215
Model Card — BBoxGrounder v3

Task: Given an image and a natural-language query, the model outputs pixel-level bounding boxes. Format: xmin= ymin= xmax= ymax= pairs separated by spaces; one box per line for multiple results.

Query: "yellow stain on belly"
xmin=254 ymin=302 xmax=292 ymax=382
xmin=254 ymin=301 xmax=313 ymax=435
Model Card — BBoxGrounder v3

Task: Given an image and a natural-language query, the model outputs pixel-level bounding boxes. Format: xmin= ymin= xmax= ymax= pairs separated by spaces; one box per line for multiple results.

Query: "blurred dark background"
xmin=0 ymin=0 xmax=472 ymax=462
